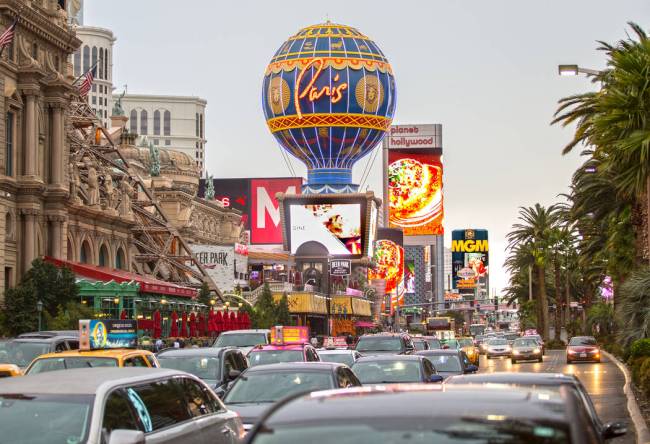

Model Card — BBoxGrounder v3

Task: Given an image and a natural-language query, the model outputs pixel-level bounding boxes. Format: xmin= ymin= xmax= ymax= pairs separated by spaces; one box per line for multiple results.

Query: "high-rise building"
xmin=118 ymin=94 xmax=207 ymax=174
xmin=70 ymin=26 xmax=115 ymax=128
xmin=444 ymin=246 xmax=452 ymax=291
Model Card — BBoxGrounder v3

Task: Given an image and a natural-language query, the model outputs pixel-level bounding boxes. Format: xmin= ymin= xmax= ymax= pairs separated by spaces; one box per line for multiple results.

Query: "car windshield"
xmin=0 ymin=342 xmax=50 ymax=367
xmin=569 ymin=337 xmax=598 ymax=346
xmin=0 ymin=394 xmax=93 ymax=444
xmin=157 ymin=356 xmax=220 ymax=383
xmin=225 ymin=371 xmax=333 ymax=404
xmin=488 ymin=339 xmax=508 ymax=346
xmin=319 ymin=353 xmax=354 ymax=367
xmin=458 ymin=339 xmax=474 ymax=348
xmin=443 ymin=340 xmax=459 ymax=348
xmin=214 ymin=333 xmax=267 ymax=348
xmin=426 ymin=339 xmax=441 ymax=349
xmin=505 ymin=334 xmax=519 ymax=341
xmin=26 ymin=357 xmax=118 ymax=375
xmin=514 ymin=339 xmax=539 ymax=348
xmin=250 ymin=418 xmax=570 ymax=444
xmin=525 ymin=336 xmax=542 ymax=342
xmin=248 ymin=350 xmax=304 ymax=367
xmin=352 ymin=360 xmax=422 ymax=383
xmin=422 ymin=354 xmax=462 ymax=372
xmin=412 ymin=340 xmax=427 ymax=351
xmin=356 ymin=337 xmax=402 ymax=352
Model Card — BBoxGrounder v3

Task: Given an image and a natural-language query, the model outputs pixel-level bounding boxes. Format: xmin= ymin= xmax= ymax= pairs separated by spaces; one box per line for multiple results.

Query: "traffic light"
xmin=493 ymin=298 xmax=498 ymax=311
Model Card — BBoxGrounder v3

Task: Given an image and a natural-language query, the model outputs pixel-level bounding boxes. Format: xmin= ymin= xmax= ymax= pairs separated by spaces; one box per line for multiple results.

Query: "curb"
xmin=602 ymin=350 xmax=650 ymax=444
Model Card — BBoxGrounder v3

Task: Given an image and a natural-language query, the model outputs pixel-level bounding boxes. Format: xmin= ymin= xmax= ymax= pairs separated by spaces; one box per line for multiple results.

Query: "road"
xmin=478 ymin=349 xmax=635 ymax=444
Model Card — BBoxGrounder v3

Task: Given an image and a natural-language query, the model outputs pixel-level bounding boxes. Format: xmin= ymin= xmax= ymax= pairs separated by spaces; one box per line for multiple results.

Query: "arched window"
xmin=99 ymin=244 xmax=109 ymax=267
xmin=116 ymin=248 xmax=126 ymax=270
xmin=140 ymin=110 xmax=148 ymax=135
xmin=199 ymin=114 xmax=204 ymax=138
xmin=73 ymin=49 xmax=81 ymax=76
xmin=130 ymin=109 xmax=137 ymax=134
xmin=104 ymin=50 xmax=109 ymax=80
xmin=98 ymin=48 xmax=104 ymax=79
xmin=67 ymin=238 xmax=73 ymax=261
xmin=164 ymin=110 xmax=171 ymax=136
xmin=91 ymin=46 xmax=97 ymax=72
xmin=82 ymin=45 xmax=89 ymax=72
xmin=153 ymin=110 xmax=160 ymax=135
xmin=80 ymin=240 xmax=92 ymax=264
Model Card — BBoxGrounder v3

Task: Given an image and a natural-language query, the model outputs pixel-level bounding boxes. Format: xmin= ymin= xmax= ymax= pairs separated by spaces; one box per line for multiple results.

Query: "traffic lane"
xmin=478 ymin=350 xmax=635 ymax=444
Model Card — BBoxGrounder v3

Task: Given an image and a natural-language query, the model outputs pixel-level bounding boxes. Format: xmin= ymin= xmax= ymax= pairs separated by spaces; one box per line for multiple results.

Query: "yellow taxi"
xmin=458 ymin=337 xmax=480 ymax=366
xmin=22 ymin=348 xmax=159 ymax=376
xmin=0 ymin=363 xmax=22 ymax=378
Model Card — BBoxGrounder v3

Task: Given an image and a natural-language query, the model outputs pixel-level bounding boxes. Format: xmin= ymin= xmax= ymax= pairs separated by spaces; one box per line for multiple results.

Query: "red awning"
xmin=44 ymin=256 xmax=197 ymax=298
xmin=354 ymin=321 xmax=376 ymax=328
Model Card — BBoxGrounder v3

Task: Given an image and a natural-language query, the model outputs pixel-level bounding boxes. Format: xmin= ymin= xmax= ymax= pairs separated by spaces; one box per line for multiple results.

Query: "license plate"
xmin=580 ymin=353 xmax=587 ymax=358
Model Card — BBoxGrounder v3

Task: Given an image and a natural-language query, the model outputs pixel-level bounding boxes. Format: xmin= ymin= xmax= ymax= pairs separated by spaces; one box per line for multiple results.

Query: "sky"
xmin=86 ymin=0 xmax=649 ymax=294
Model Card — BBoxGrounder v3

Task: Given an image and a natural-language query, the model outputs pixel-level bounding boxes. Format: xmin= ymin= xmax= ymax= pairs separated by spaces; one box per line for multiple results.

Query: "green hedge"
xmin=629 ymin=355 xmax=650 ymax=398
xmin=630 ymin=339 xmax=650 ymax=359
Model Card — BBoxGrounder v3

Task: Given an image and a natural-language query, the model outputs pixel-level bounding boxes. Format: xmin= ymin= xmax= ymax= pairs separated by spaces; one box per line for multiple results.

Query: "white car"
xmin=485 ymin=339 xmax=512 ymax=359
xmin=213 ymin=329 xmax=271 ymax=356
xmin=317 ymin=349 xmax=363 ymax=367
xmin=0 ymin=367 xmax=244 ymax=444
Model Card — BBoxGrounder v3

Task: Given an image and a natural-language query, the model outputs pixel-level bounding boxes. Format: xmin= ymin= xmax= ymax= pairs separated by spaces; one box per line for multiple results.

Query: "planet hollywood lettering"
xmin=295 ymin=58 xmax=348 ymax=119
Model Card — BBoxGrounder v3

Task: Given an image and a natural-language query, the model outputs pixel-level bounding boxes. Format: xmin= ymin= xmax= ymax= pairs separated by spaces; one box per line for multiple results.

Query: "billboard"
xmin=451 ymin=229 xmax=489 ymax=296
xmin=79 ymin=320 xmax=137 ymax=350
xmin=191 ymin=244 xmax=248 ymax=293
xmin=386 ymin=124 xmax=444 ymax=236
xmin=368 ymin=228 xmax=404 ymax=312
xmin=199 ymin=177 xmax=302 ymax=245
xmin=405 ymin=260 xmax=416 ymax=294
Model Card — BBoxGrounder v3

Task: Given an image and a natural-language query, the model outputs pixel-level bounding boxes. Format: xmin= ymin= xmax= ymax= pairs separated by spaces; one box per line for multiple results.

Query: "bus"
xmin=469 ymin=324 xmax=487 ymax=337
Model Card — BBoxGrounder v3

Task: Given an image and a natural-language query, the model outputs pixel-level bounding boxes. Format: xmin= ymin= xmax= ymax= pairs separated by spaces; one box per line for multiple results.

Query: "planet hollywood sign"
xmin=386 ymin=124 xmax=442 ymax=150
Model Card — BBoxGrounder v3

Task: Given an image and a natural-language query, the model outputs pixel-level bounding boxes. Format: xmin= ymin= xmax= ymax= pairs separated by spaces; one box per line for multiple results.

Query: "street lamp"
xmin=558 ymin=64 xmax=600 ymax=77
xmin=36 ymin=300 xmax=43 ymax=331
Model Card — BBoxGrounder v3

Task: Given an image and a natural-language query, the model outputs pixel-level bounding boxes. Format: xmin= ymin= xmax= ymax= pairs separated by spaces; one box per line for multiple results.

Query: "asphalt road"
xmin=478 ymin=349 xmax=635 ymax=444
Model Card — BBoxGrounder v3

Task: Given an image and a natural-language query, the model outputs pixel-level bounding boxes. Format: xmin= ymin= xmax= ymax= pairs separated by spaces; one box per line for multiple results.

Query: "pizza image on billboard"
xmin=368 ymin=239 xmax=404 ymax=295
xmin=388 ymin=152 xmax=443 ymax=235
xmin=289 ymin=203 xmax=361 ymax=255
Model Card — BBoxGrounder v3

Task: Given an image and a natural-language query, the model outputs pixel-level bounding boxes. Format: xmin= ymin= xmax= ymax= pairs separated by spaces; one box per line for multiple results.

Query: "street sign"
xmin=329 ymin=259 xmax=352 ymax=276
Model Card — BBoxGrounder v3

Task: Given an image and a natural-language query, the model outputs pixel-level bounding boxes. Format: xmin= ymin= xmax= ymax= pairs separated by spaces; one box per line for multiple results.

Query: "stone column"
xmin=51 ymin=105 xmax=64 ymax=186
xmin=22 ymin=209 xmax=37 ymax=271
xmin=24 ymin=93 xmax=37 ymax=176
xmin=49 ymin=215 xmax=65 ymax=259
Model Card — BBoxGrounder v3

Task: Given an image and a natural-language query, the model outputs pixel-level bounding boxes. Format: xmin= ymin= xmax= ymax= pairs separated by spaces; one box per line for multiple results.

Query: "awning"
xmin=355 ymin=321 xmax=375 ymax=328
xmin=45 ymin=256 xmax=197 ymax=298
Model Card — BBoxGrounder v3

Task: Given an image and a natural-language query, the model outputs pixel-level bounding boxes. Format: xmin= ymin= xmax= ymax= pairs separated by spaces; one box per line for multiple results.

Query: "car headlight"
xmin=533 ymin=348 xmax=540 ymax=354
xmin=505 ymin=346 xmax=512 ymax=351
xmin=567 ymin=349 xmax=577 ymax=354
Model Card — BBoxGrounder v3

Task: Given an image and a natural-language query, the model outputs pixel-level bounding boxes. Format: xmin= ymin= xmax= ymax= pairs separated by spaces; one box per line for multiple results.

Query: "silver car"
xmin=0 ymin=367 xmax=244 ymax=444
xmin=213 ymin=329 xmax=271 ymax=356
xmin=485 ymin=338 xmax=512 ymax=359
xmin=317 ymin=349 xmax=363 ymax=367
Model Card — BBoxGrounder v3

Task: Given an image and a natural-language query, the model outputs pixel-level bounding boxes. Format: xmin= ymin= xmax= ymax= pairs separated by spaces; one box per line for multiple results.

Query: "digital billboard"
xmin=199 ymin=177 xmax=302 ymax=245
xmin=451 ymin=229 xmax=489 ymax=296
xmin=405 ymin=260 xmax=416 ymax=294
xmin=368 ymin=227 xmax=404 ymax=312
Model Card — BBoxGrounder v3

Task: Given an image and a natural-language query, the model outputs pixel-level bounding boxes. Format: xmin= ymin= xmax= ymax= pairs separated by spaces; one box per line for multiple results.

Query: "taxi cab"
xmin=23 ymin=348 xmax=159 ymax=375
xmin=458 ymin=337 xmax=480 ymax=366
xmin=247 ymin=326 xmax=320 ymax=367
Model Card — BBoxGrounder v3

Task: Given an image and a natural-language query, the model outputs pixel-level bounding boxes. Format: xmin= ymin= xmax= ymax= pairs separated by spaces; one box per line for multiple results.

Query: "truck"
xmin=469 ymin=323 xmax=487 ymax=337
xmin=426 ymin=317 xmax=456 ymax=340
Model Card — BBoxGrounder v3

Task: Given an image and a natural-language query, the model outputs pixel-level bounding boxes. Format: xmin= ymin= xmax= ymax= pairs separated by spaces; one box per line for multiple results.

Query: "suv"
xmin=213 ymin=329 xmax=270 ymax=355
xmin=0 ymin=332 xmax=79 ymax=370
xmin=354 ymin=333 xmax=415 ymax=356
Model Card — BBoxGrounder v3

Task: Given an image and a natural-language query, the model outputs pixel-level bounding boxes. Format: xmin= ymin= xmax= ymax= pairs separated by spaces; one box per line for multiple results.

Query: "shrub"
xmin=640 ymin=359 xmax=650 ymax=397
xmin=630 ymin=357 xmax=650 ymax=384
xmin=545 ymin=339 xmax=566 ymax=349
xmin=630 ymin=339 xmax=650 ymax=359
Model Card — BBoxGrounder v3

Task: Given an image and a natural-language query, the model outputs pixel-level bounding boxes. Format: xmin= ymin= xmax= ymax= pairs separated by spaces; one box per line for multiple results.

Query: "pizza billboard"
xmin=199 ymin=177 xmax=302 ymax=245
xmin=386 ymin=124 xmax=444 ymax=236
xmin=451 ymin=229 xmax=489 ymax=295
xmin=368 ymin=227 xmax=404 ymax=312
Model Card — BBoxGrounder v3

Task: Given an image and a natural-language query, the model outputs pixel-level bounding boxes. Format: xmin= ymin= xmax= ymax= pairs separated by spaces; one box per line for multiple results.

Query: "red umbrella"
xmin=181 ymin=312 xmax=188 ymax=338
xmin=235 ymin=312 xmax=243 ymax=329
xmin=153 ymin=310 xmax=162 ymax=339
xmin=207 ymin=309 xmax=215 ymax=333
xmin=240 ymin=311 xmax=250 ymax=329
xmin=215 ymin=310 xmax=224 ymax=333
xmin=120 ymin=309 xmax=127 ymax=320
xmin=170 ymin=311 xmax=179 ymax=337
xmin=198 ymin=313 xmax=206 ymax=337
xmin=228 ymin=311 xmax=237 ymax=331
xmin=189 ymin=312 xmax=197 ymax=337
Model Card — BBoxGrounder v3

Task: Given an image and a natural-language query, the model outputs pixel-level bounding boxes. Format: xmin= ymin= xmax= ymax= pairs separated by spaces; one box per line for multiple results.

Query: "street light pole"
xmin=36 ymin=300 xmax=43 ymax=332
xmin=557 ymin=64 xmax=601 ymax=76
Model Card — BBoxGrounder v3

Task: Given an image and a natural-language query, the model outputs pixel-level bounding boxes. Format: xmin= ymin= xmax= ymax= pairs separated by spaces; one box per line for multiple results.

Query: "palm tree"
xmin=617 ymin=268 xmax=650 ymax=346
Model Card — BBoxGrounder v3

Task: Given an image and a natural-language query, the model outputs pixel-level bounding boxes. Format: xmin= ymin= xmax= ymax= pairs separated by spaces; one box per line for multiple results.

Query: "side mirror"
xmin=228 ymin=369 xmax=242 ymax=381
xmin=465 ymin=365 xmax=478 ymax=374
xmin=214 ymin=386 xmax=226 ymax=399
xmin=602 ymin=422 xmax=627 ymax=439
xmin=429 ymin=374 xmax=444 ymax=383
xmin=108 ymin=430 xmax=145 ymax=444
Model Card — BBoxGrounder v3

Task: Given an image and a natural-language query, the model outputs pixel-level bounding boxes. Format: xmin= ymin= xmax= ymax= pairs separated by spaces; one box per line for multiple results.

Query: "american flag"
xmin=79 ymin=66 xmax=96 ymax=97
xmin=0 ymin=19 xmax=17 ymax=55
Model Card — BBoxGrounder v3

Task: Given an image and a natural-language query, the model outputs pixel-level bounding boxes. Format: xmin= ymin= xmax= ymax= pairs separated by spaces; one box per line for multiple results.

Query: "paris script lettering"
xmin=295 ymin=58 xmax=348 ymax=119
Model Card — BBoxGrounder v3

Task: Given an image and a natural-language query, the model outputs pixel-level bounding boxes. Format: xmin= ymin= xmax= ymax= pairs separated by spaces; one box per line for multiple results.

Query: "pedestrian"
xmin=155 ymin=338 xmax=163 ymax=352
xmin=173 ymin=339 xmax=180 ymax=349
xmin=179 ymin=339 xmax=186 ymax=348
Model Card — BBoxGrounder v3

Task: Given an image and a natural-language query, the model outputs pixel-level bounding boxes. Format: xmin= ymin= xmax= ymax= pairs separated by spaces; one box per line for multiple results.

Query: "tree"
xmin=197 ymin=282 xmax=212 ymax=307
xmin=587 ymin=302 xmax=615 ymax=339
xmin=617 ymin=268 xmax=650 ymax=346
xmin=276 ymin=293 xmax=291 ymax=326
xmin=253 ymin=283 xmax=278 ymax=329
xmin=44 ymin=302 xmax=95 ymax=331
xmin=2 ymin=286 xmax=38 ymax=335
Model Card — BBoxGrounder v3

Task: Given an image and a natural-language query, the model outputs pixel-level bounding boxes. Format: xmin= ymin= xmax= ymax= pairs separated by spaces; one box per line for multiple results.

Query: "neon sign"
xmin=295 ymin=58 xmax=348 ymax=119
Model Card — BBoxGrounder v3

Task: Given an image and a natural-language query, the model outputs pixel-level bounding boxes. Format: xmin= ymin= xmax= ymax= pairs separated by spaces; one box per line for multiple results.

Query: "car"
xmin=223 ymin=362 xmax=361 ymax=432
xmin=351 ymin=354 xmax=443 ymax=384
xmin=0 ymin=333 xmax=79 ymax=372
xmin=416 ymin=349 xmax=478 ymax=379
xmin=524 ymin=334 xmax=545 ymax=354
xmin=0 ymin=367 xmax=244 ymax=444
xmin=157 ymin=347 xmax=248 ymax=396
xmin=23 ymin=348 xmax=159 ymax=376
xmin=504 ymin=332 xmax=520 ymax=345
xmin=248 ymin=343 xmax=320 ymax=366
xmin=354 ymin=333 xmax=415 ymax=356
xmin=317 ymin=348 xmax=363 ymax=367
xmin=511 ymin=337 xmax=543 ymax=363
xmin=484 ymin=338 xmax=512 ymax=359
xmin=245 ymin=384 xmax=604 ymax=444
xmin=422 ymin=336 xmax=442 ymax=349
xmin=212 ymin=329 xmax=270 ymax=355
xmin=567 ymin=336 xmax=601 ymax=364
xmin=411 ymin=337 xmax=430 ymax=351
xmin=445 ymin=372 xmax=628 ymax=441
xmin=457 ymin=337 xmax=479 ymax=366
xmin=440 ymin=338 xmax=461 ymax=350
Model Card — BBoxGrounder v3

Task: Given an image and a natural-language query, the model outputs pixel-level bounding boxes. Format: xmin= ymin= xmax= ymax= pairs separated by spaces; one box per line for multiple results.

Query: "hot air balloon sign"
xmin=262 ymin=22 xmax=397 ymax=194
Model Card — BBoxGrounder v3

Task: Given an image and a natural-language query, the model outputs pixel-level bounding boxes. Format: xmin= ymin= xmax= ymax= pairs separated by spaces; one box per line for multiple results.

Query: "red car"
xmin=566 ymin=336 xmax=601 ymax=364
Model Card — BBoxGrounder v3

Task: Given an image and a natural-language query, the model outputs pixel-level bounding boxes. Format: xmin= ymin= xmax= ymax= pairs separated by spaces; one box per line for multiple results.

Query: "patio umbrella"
xmin=198 ymin=313 xmax=206 ymax=337
xmin=240 ymin=311 xmax=250 ymax=329
xmin=181 ymin=312 xmax=188 ymax=338
xmin=229 ymin=311 xmax=237 ymax=331
xmin=215 ymin=310 xmax=224 ymax=333
xmin=120 ymin=309 xmax=127 ymax=320
xmin=207 ymin=308 xmax=215 ymax=333
xmin=153 ymin=310 xmax=162 ymax=339
xmin=189 ymin=312 xmax=197 ymax=337
xmin=170 ymin=311 xmax=179 ymax=337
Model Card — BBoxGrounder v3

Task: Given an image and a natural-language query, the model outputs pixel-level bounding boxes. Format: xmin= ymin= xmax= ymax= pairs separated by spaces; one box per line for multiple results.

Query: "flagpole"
xmin=73 ymin=57 xmax=101 ymax=86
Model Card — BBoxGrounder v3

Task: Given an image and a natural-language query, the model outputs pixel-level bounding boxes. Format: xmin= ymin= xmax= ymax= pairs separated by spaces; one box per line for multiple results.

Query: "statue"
xmin=103 ymin=172 xmax=118 ymax=215
xmin=87 ymin=164 xmax=100 ymax=208
xmin=68 ymin=161 xmax=82 ymax=205
xmin=205 ymin=173 xmax=215 ymax=200
xmin=119 ymin=179 xmax=134 ymax=220
xmin=149 ymin=141 xmax=160 ymax=177
xmin=112 ymin=88 xmax=126 ymax=117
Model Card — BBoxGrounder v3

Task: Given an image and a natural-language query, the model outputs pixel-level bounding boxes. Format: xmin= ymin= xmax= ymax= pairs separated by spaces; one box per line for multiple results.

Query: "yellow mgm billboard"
xmin=451 ymin=229 xmax=488 ymax=295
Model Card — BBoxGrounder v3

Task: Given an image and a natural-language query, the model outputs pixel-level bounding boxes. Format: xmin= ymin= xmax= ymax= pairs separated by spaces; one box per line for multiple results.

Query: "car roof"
xmin=415 ymin=350 xmax=462 ymax=356
xmin=245 ymin=362 xmax=345 ymax=373
xmin=261 ymin=385 xmax=569 ymax=426
xmin=18 ymin=331 xmax=79 ymax=338
xmin=157 ymin=347 xmax=229 ymax=357
xmin=7 ymin=336 xmax=76 ymax=344
xmin=318 ymin=349 xmax=356 ymax=354
xmin=219 ymin=329 xmax=270 ymax=335
xmin=253 ymin=344 xmax=306 ymax=351
xmin=446 ymin=372 xmax=578 ymax=386
xmin=0 ymin=368 xmax=185 ymax=395
xmin=31 ymin=349 xmax=153 ymax=360
xmin=355 ymin=355 xmax=425 ymax=362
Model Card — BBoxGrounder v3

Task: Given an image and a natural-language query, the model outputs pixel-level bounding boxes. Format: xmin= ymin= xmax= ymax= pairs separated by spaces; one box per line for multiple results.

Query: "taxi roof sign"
xmin=270 ymin=325 xmax=309 ymax=345
xmin=79 ymin=319 xmax=137 ymax=351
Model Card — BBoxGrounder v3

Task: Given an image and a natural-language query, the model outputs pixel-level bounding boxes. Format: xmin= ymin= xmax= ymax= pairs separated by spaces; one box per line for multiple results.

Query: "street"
xmin=479 ymin=350 xmax=635 ymax=444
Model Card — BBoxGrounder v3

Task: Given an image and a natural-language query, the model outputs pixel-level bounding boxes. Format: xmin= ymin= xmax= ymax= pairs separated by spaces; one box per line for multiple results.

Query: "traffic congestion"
xmin=0 ymin=322 xmax=629 ymax=443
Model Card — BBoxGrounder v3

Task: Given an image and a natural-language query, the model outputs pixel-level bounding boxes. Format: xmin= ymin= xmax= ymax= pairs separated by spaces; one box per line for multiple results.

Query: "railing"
xmin=242 ymin=282 xmax=294 ymax=305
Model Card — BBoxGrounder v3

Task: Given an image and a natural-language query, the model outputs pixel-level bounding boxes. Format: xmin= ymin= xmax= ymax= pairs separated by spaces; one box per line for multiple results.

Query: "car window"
xmin=124 ymin=356 xmax=148 ymax=367
xmin=224 ymin=371 xmax=335 ymax=404
xmin=352 ymin=360 xmax=423 ymax=383
xmin=224 ymin=352 xmax=238 ymax=376
xmin=571 ymin=388 xmax=600 ymax=442
xmin=337 ymin=368 xmax=354 ymax=388
xmin=569 ymin=337 xmax=598 ymax=346
xmin=422 ymin=354 xmax=462 ymax=372
xmin=66 ymin=340 xmax=79 ymax=350
xmin=343 ymin=367 xmax=361 ymax=386
xmin=422 ymin=358 xmax=435 ymax=378
xmin=27 ymin=357 xmax=117 ymax=375
xmin=55 ymin=341 xmax=67 ymax=352
xmin=307 ymin=348 xmax=319 ymax=361
xmin=102 ymin=389 xmax=142 ymax=435
xmin=143 ymin=354 xmax=158 ymax=368
xmin=182 ymin=377 xmax=223 ymax=417
xmin=127 ymin=378 xmax=192 ymax=432
xmin=355 ymin=337 xmax=402 ymax=352
xmin=234 ymin=351 xmax=248 ymax=371
xmin=213 ymin=333 xmax=268 ymax=347
xmin=248 ymin=350 xmax=304 ymax=366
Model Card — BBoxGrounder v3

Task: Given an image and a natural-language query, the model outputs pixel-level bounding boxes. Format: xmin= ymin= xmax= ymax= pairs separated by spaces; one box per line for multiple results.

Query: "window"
xmin=199 ymin=114 xmax=204 ymax=138
xmin=91 ymin=96 xmax=96 ymax=105
xmin=140 ymin=110 xmax=148 ymax=135
xmin=223 ymin=353 xmax=238 ymax=376
xmin=163 ymin=110 xmax=171 ymax=136
xmin=123 ymin=356 xmax=148 ymax=367
xmin=153 ymin=110 xmax=160 ymax=135
xmin=31 ymin=42 xmax=37 ymax=59
xmin=91 ymin=46 xmax=97 ymax=72
xmin=5 ymin=111 xmax=13 ymax=176
xmin=4 ymin=267 xmax=12 ymax=291
xmin=98 ymin=48 xmax=104 ymax=79
xmin=129 ymin=110 xmax=137 ymax=134
xmin=73 ymin=50 xmax=80 ymax=76
xmin=128 ymin=379 xmax=192 ymax=431
xmin=92 ymin=84 xmax=96 ymax=93
xmin=182 ymin=378 xmax=222 ymax=417
xmin=54 ymin=56 xmax=60 ymax=72
xmin=103 ymin=390 xmax=142 ymax=435
xmin=165 ymin=140 xmax=170 ymax=146
xmin=82 ymin=45 xmax=89 ymax=72
xmin=153 ymin=139 xmax=159 ymax=146
xmin=116 ymin=248 xmax=126 ymax=270
xmin=98 ymin=245 xmax=108 ymax=267
xmin=104 ymin=51 xmax=108 ymax=80
xmin=195 ymin=113 xmax=199 ymax=136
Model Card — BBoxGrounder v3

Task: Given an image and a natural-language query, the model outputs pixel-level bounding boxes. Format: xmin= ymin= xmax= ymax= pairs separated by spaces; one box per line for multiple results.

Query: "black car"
xmin=224 ymin=362 xmax=361 ymax=432
xmin=354 ymin=333 xmax=415 ymax=356
xmin=351 ymin=354 xmax=443 ymax=384
xmin=445 ymin=372 xmax=627 ymax=441
xmin=245 ymin=384 xmax=604 ymax=444
xmin=0 ymin=333 xmax=79 ymax=369
xmin=156 ymin=347 xmax=248 ymax=397
xmin=416 ymin=349 xmax=477 ymax=379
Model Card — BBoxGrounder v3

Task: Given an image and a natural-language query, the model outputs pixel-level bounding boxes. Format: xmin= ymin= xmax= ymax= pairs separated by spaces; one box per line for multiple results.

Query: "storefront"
xmin=248 ymin=249 xmax=294 ymax=289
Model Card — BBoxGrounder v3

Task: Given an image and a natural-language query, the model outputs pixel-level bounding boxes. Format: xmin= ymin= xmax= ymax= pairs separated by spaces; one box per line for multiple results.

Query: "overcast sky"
xmin=86 ymin=0 xmax=649 ymax=294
